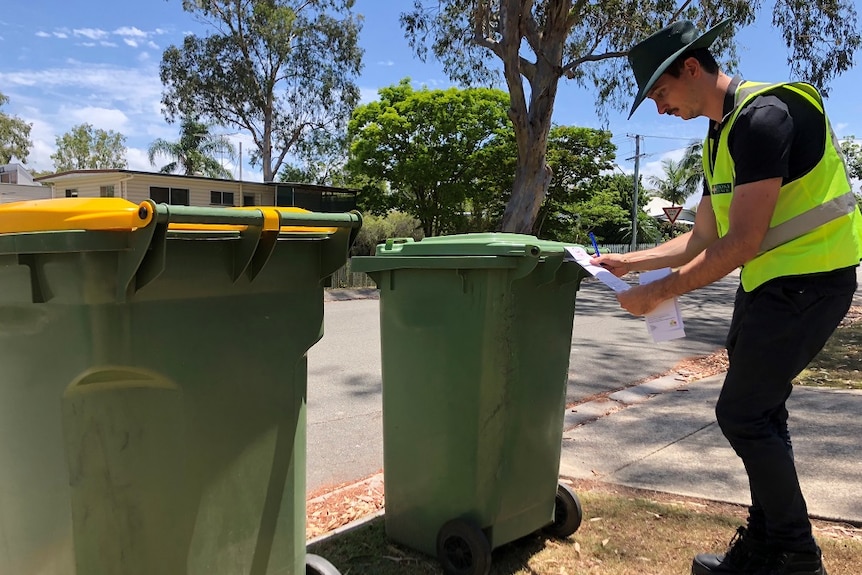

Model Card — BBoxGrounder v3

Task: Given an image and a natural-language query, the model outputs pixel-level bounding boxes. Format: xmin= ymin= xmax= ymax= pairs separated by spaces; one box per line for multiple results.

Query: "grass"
xmin=794 ymin=321 xmax=862 ymax=390
xmin=308 ymin=480 xmax=862 ymax=575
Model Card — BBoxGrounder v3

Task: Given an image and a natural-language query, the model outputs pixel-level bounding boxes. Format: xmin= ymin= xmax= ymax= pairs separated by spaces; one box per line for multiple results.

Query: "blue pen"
xmin=588 ymin=232 xmax=601 ymax=257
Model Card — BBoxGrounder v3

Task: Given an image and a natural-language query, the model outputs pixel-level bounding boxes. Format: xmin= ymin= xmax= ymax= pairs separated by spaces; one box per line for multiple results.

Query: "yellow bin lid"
xmin=0 ymin=198 xmax=336 ymax=234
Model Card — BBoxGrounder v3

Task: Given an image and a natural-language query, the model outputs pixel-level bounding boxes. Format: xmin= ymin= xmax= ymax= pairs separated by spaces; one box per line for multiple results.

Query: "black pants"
xmin=715 ymin=266 xmax=857 ymax=552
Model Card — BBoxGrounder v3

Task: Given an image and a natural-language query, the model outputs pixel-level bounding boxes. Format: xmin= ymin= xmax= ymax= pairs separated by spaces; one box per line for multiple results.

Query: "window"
xmin=0 ymin=172 xmax=16 ymax=184
xmin=243 ymin=194 xmax=255 ymax=207
xmin=65 ymin=189 xmax=78 ymax=198
xmin=100 ymin=185 xmax=115 ymax=198
xmin=150 ymin=186 xmax=189 ymax=206
xmin=210 ymin=191 xmax=235 ymax=206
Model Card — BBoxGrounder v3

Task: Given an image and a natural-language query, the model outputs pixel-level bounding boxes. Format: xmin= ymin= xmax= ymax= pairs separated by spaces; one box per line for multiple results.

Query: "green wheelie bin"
xmin=0 ymin=198 xmax=361 ymax=575
xmin=351 ymin=233 xmax=587 ymax=575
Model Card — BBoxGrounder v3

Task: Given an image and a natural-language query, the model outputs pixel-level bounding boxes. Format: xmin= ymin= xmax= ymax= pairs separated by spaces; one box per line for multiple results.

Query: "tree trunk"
xmin=499 ymin=148 xmax=552 ymax=233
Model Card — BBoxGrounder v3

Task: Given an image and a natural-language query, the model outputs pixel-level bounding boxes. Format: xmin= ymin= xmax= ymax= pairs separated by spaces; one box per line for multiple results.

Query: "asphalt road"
xmin=306 ymin=271 xmax=742 ymax=493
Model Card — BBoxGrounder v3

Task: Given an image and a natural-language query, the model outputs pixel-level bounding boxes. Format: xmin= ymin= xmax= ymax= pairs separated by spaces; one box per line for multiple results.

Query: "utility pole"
xmin=626 ymin=134 xmax=644 ymax=251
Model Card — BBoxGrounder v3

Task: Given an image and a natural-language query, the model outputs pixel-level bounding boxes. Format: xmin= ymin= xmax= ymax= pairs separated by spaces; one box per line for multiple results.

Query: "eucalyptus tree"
xmin=51 ymin=123 xmax=127 ymax=171
xmin=160 ymin=0 xmax=363 ymax=182
xmin=0 ymin=92 xmax=32 ymax=164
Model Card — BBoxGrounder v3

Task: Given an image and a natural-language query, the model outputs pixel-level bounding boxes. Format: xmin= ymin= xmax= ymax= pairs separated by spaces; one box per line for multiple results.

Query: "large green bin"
xmin=351 ymin=233 xmax=588 ymax=575
xmin=0 ymin=198 xmax=360 ymax=575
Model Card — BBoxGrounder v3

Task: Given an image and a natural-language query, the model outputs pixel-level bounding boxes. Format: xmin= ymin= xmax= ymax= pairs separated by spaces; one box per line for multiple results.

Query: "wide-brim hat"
xmin=627 ymin=19 xmax=732 ymax=118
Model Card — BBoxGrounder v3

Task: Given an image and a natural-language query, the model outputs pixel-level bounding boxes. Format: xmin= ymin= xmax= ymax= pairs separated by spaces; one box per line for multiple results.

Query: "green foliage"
xmin=347 ymin=79 xmax=514 ymax=236
xmin=0 ymin=92 xmax=33 ymax=164
xmin=51 ymin=123 xmax=127 ymax=171
xmin=536 ymin=126 xmax=617 ymax=239
xmin=647 ymin=140 xmax=703 ymax=206
xmin=350 ymin=211 xmax=424 ymax=256
xmin=839 ymin=138 xmax=862 ymax=208
xmin=147 ymin=117 xmax=235 ymax=178
xmin=160 ymin=0 xmax=363 ymax=182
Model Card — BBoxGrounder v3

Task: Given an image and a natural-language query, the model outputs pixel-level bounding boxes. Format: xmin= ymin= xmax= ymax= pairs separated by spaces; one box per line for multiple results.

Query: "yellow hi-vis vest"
xmin=703 ymin=80 xmax=862 ymax=291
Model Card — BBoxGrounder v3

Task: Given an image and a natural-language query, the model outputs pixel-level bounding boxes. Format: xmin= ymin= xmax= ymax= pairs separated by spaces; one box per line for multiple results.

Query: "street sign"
xmin=663 ymin=205 xmax=683 ymax=224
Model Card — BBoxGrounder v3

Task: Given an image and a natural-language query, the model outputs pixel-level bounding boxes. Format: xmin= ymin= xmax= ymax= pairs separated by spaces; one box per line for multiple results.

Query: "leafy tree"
xmin=0 ymin=92 xmax=32 ymax=164
xmin=647 ymin=157 xmax=697 ymax=206
xmin=51 ymin=123 xmax=127 ymax=171
xmin=278 ymin=130 xmax=351 ymax=186
xmin=350 ymin=211 xmax=424 ymax=256
xmin=147 ymin=117 xmax=235 ymax=178
xmin=346 ymin=79 xmax=513 ymax=236
xmin=401 ymin=1 xmax=862 ymax=233
xmin=840 ymin=138 xmax=862 ymax=207
xmin=160 ymin=0 xmax=363 ymax=182
xmin=536 ymin=126 xmax=616 ymax=239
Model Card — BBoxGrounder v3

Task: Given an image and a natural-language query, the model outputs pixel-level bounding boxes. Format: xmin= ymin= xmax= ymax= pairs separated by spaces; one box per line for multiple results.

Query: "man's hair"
xmin=666 ymin=48 xmax=719 ymax=76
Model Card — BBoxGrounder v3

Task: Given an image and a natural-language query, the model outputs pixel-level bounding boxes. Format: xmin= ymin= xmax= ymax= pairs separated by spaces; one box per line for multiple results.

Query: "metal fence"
xmin=326 ymin=243 xmax=662 ymax=289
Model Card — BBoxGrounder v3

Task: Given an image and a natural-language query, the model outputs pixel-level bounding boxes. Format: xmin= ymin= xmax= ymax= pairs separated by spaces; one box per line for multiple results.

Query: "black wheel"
xmin=546 ymin=483 xmax=583 ymax=538
xmin=436 ymin=518 xmax=492 ymax=575
xmin=306 ymin=553 xmax=341 ymax=575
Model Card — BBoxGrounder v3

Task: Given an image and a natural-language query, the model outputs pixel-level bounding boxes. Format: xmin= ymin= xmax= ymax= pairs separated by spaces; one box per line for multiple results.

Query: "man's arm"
xmin=617 ymin=177 xmax=781 ymax=315
xmin=592 ymin=194 xmax=719 ymax=276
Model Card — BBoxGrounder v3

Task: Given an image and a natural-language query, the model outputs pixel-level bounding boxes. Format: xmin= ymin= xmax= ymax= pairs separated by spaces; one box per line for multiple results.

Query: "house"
xmin=0 ymin=163 xmax=51 ymax=203
xmin=34 ymin=169 xmax=357 ymax=212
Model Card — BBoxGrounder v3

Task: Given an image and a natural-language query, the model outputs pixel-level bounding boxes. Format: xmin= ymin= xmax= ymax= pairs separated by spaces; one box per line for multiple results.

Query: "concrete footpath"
xmin=559 ymin=372 xmax=862 ymax=525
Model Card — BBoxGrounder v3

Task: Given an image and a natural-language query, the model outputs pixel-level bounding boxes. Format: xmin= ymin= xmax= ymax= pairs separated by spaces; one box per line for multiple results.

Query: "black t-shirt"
xmin=704 ymin=83 xmax=825 ymax=195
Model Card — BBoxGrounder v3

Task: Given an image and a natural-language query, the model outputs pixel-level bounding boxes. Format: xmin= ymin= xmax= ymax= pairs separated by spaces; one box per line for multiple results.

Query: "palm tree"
xmin=648 ymin=140 xmax=703 ymax=206
xmin=147 ymin=117 xmax=236 ymax=179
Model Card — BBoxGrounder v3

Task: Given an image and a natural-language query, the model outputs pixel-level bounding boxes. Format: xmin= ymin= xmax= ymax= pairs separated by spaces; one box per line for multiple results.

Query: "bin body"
xmin=351 ymin=234 xmax=585 ymax=556
xmin=0 ymin=199 xmax=359 ymax=575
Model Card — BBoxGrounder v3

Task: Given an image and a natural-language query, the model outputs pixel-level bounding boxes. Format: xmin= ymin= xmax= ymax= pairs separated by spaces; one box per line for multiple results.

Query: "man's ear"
xmin=684 ymin=56 xmax=701 ymax=78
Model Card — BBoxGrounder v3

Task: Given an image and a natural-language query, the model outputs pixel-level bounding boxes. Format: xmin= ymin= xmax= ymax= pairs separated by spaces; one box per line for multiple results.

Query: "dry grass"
xmin=307 ymin=479 xmax=862 ymax=575
xmin=794 ymin=306 xmax=862 ymax=390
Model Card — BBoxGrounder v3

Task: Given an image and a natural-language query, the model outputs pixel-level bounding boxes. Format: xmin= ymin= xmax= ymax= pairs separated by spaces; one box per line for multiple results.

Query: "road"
xmin=306 ymin=271 xmax=743 ymax=493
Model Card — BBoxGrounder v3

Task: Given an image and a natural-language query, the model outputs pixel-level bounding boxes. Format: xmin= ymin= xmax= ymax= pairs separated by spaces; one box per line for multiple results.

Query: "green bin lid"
xmin=373 ymin=233 xmax=570 ymax=258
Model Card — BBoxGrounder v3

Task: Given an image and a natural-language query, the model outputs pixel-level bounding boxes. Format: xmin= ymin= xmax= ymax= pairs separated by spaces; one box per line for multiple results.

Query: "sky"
xmin=3 ymin=1 xmax=862 ymax=200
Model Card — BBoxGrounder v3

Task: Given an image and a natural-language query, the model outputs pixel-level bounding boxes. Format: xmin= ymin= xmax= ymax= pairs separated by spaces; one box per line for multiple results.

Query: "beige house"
xmin=35 ymin=169 xmax=357 ymax=212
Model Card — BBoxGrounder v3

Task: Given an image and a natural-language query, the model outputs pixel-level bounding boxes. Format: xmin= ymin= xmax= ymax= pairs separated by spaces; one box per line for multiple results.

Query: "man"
xmin=592 ymin=19 xmax=862 ymax=575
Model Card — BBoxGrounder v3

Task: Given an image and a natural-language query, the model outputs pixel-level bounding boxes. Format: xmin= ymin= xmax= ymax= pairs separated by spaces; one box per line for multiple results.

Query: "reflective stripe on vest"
xmin=759 ymin=190 xmax=857 ymax=252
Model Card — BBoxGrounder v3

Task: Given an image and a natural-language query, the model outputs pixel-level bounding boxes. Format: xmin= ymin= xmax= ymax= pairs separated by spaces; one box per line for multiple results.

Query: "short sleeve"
xmin=728 ymin=95 xmax=794 ymax=186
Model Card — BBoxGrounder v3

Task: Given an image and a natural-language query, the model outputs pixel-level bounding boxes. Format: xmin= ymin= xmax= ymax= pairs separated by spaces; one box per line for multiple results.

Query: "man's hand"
xmin=590 ymin=253 xmax=629 ymax=277
xmin=616 ymin=283 xmax=667 ymax=316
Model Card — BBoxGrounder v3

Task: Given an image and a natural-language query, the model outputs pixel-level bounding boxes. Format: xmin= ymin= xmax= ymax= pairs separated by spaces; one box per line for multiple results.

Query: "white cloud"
xmin=99 ymin=41 xmax=118 ymax=48
xmin=35 ymin=31 xmax=51 ymax=38
xmin=63 ymin=106 xmax=130 ymax=133
xmin=358 ymin=87 xmax=379 ymax=104
xmin=73 ymin=28 xmax=109 ymax=41
xmin=126 ymin=147 xmax=152 ymax=171
xmin=147 ymin=41 xmax=159 ymax=50
xmin=377 ymin=60 xmax=394 ymax=67
xmin=138 ymin=52 xmax=151 ymax=62
xmin=114 ymin=27 xmax=148 ymax=39
xmin=124 ymin=39 xmax=139 ymax=48
xmin=54 ymin=32 xmax=69 ymax=39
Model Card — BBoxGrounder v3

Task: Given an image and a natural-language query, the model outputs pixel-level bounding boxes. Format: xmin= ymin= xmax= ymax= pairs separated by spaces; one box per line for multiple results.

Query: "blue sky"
xmin=2 ymin=1 xmax=861 ymax=192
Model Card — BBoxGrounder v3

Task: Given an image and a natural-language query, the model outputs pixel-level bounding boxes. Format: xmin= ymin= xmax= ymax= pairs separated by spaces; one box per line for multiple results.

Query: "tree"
xmin=647 ymin=157 xmax=698 ymax=206
xmin=0 ymin=92 xmax=32 ymax=164
xmin=346 ymin=80 xmax=513 ymax=236
xmin=51 ymin=123 xmax=127 ymax=171
xmin=160 ymin=0 xmax=363 ymax=182
xmin=840 ymin=138 xmax=862 ymax=207
xmin=401 ymin=1 xmax=862 ymax=233
xmin=148 ymin=117 xmax=235 ymax=178
xmin=536 ymin=126 xmax=616 ymax=239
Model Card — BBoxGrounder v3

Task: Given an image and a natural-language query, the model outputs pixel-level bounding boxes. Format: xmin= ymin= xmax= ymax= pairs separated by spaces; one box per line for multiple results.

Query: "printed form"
xmin=564 ymin=246 xmax=686 ymax=343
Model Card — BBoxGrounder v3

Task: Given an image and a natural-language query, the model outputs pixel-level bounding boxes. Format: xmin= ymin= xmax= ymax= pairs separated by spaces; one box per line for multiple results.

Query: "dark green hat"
xmin=627 ymin=19 xmax=732 ymax=119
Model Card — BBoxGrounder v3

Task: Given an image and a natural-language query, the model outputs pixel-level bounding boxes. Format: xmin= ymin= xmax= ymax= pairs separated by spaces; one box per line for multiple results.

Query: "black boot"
xmin=691 ymin=527 xmax=772 ymax=574
xmin=751 ymin=546 xmax=827 ymax=575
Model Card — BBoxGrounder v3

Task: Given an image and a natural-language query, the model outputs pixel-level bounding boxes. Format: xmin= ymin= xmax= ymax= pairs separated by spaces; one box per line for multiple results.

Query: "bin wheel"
xmin=436 ymin=518 xmax=492 ymax=575
xmin=305 ymin=553 xmax=341 ymax=575
xmin=546 ymin=483 xmax=583 ymax=538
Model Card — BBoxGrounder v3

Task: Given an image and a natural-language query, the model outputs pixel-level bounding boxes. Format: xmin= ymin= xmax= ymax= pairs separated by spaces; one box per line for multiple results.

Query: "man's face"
xmin=647 ymin=62 xmax=700 ymax=120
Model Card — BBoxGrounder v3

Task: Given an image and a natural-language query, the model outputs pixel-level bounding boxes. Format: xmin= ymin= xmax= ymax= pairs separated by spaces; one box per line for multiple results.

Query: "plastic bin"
xmin=0 ymin=198 xmax=361 ymax=575
xmin=351 ymin=233 xmax=587 ymax=575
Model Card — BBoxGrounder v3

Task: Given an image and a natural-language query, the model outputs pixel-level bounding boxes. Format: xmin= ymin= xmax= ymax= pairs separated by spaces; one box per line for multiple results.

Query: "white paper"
xmin=639 ymin=268 xmax=686 ymax=343
xmin=565 ymin=247 xmax=686 ymax=343
xmin=564 ymin=246 xmax=631 ymax=293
